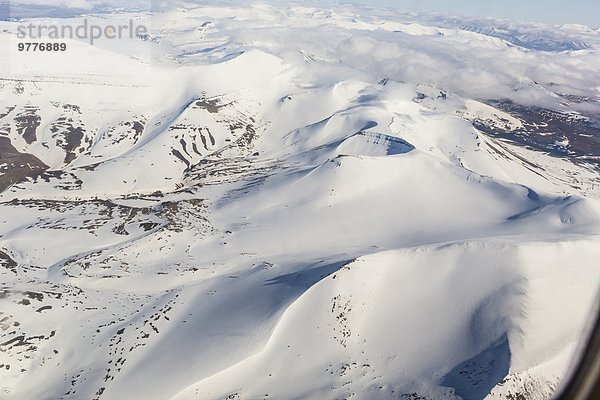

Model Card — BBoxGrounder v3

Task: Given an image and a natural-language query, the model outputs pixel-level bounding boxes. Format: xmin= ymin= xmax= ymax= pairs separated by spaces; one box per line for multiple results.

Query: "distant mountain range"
xmin=457 ymin=24 xmax=593 ymax=51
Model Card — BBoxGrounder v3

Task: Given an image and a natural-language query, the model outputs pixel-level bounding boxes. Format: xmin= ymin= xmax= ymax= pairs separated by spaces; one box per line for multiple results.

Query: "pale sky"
xmin=4 ymin=0 xmax=600 ymax=27
xmin=344 ymin=0 xmax=600 ymax=27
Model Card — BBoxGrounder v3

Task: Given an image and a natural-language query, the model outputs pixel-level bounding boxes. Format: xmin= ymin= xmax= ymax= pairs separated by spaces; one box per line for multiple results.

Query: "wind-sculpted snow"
xmin=1 ymin=2 xmax=600 ymax=400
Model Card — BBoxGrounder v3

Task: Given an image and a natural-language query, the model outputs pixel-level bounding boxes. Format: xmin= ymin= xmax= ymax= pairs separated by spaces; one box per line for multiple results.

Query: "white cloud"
xmin=181 ymin=1 xmax=600 ymax=113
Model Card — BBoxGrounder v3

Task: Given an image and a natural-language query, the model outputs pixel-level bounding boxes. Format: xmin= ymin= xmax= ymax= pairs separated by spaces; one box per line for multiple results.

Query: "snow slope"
xmin=1 ymin=2 xmax=599 ymax=400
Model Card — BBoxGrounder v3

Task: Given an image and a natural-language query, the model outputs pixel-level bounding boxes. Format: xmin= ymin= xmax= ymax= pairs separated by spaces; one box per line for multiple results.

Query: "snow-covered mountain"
xmin=1 ymin=2 xmax=599 ymax=400
xmin=455 ymin=24 xmax=593 ymax=52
